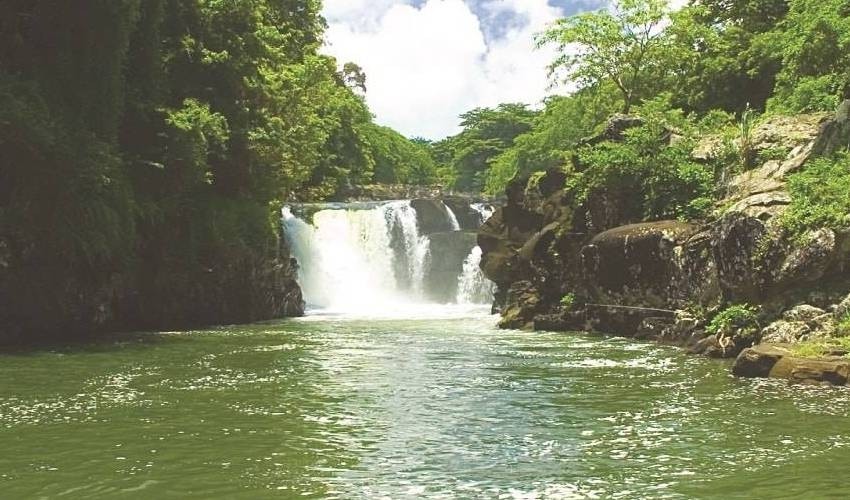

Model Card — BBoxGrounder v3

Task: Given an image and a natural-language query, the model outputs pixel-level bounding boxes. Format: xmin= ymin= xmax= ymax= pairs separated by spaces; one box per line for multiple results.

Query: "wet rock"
xmin=499 ymin=281 xmax=543 ymax=330
xmin=411 ymin=199 xmax=459 ymax=234
xmin=584 ymin=304 xmax=676 ymax=337
xmin=423 ymin=231 xmax=478 ymax=303
xmin=635 ymin=317 xmax=674 ymax=340
xmin=443 ymin=198 xmax=485 ymax=230
xmin=478 ymin=205 xmax=542 ymax=286
xmin=732 ymin=344 xmax=790 ymax=378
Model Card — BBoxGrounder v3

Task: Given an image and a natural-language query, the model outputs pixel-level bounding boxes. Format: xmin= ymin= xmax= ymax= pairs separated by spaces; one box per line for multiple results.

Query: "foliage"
xmin=837 ymin=314 xmax=850 ymax=338
xmin=768 ymin=0 xmax=850 ymax=114
xmin=707 ymin=304 xmax=761 ymax=340
xmin=572 ymin=97 xmax=715 ymax=221
xmin=662 ymin=1 xmax=786 ymax=114
xmin=782 ymin=152 xmax=850 ymax=236
xmin=485 ymin=88 xmax=620 ymax=195
xmin=538 ymin=0 xmax=670 ymax=113
xmin=792 ymin=336 xmax=850 ymax=359
xmin=0 ymin=0 xmax=425 ymax=335
xmin=434 ymin=104 xmax=537 ymax=192
xmin=364 ymin=125 xmax=438 ymax=185
xmin=560 ymin=293 xmax=576 ymax=310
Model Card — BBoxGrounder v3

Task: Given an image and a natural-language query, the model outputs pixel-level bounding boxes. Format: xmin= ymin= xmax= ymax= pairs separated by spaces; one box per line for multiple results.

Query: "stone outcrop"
xmin=479 ymin=100 xmax=850 ymax=385
xmin=734 ymin=344 xmax=850 ymax=386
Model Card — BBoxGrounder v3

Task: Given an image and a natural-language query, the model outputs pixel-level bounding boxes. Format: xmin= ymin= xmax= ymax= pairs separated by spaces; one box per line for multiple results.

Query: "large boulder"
xmin=580 ymin=221 xmax=717 ymax=309
xmin=734 ymin=343 xmax=850 ymax=386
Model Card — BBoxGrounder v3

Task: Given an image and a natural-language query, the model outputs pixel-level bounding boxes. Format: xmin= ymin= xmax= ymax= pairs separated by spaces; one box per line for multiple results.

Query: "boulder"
xmin=423 ymin=231 xmax=478 ymax=303
xmin=732 ymin=344 xmax=791 ymax=378
xmin=580 ymin=221 xmax=705 ymax=309
xmin=411 ymin=199 xmax=459 ymax=234
xmin=760 ymin=320 xmax=811 ymax=344
xmin=499 ymin=281 xmax=543 ymax=330
xmin=812 ymin=99 xmax=850 ymax=157
xmin=478 ymin=205 xmax=542 ymax=285
xmin=443 ymin=198 xmax=484 ymax=230
xmin=734 ymin=343 xmax=850 ymax=386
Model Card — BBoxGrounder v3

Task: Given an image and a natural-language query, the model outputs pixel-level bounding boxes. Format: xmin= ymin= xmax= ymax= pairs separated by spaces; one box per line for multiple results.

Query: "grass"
xmin=791 ymin=337 xmax=850 ymax=359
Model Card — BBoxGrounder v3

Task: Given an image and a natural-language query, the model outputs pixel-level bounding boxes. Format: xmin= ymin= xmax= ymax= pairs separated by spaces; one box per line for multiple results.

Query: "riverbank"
xmin=478 ymin=101 xmax=850 ymax=386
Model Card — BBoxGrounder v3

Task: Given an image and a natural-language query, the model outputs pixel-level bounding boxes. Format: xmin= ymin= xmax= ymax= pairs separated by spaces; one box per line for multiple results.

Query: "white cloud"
xmin=322 ymin=0 xmax=569 ymax=139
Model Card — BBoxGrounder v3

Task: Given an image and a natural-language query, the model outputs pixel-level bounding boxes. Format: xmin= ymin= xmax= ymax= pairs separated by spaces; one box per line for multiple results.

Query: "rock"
xmin=692 ymin=135 xmax=725 ymax=162
xmin=584 ymin=304 xmax=676 ymax=338
xmin=734 ymin=343 xmax=850 ymax=386
xmin=478 ymin=205 xmax=542 ymax=285
xmin=760 ymin=320 xmax=811 ymax=344
xmin=499 ymin=281 xmax=543 ymax=330
xmin=712 ymin=208 xmax=774 ymax=302
xmin=732 ymin=344 xmax=791 ymax=378
xmin=423 ymin=231 xmax=478 ymax=303
xmin=782 ymin=304 xmax=827 ymax=322
xmin=834 ymin=292 xmax=850 ymax=319
xmin=581 ymin=114 xmax=644 ymax=146
xmin=581 ymin=221 xmax=706 ymax=309
xmin=751 ymin=113 xmax=830 ymax=154
xmin=635 ymin=317 xmax=674 ymax=340
xmin=443 ymin=198 xmax=485 ymax=230
xmin=775 ymin=228 xmax=837 ymax=287
xmin=411 ymin=199 xmax=461 ymax=234
xmin=771 ymin=356 xmax=850 ymax=386
xmin=812 ymin=99 xmax=850 ymax=157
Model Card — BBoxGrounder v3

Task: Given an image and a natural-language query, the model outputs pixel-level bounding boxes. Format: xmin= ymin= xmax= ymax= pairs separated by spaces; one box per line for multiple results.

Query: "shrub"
xmin=836 ymin=314 xmax=850 ymax=338
xmin=782 ymin=152 xmax=850 ymax=237
xmin=560 ymin=293 xmax=576 ymax=310
xmin=707 ymin=304 xmax=761 ymax=342
xmin=574 ymin=100 xmax=715 ymax=221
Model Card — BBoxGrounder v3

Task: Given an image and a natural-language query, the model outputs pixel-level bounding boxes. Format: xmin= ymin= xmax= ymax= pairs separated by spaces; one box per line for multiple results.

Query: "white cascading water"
xmin=445 ymin=204 xmax=461 ymax=231
xmin=457 ymin=246 xmax=495 ymax=305
xmin=283 ymin=200 xmax=495 ymax=316
xmin=471 ymin=203 xmax=494 ymax=225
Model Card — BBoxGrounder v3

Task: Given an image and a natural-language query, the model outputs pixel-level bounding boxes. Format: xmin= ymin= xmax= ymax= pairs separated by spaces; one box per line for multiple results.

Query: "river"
xmin=2 ymin=309 xmax=850 ymax=498
xmin=3 ymin=200 xmax=850 ymax=498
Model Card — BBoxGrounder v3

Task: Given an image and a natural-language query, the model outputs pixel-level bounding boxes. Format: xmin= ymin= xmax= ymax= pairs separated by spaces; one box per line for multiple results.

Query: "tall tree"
xmin=538 ymin=0 xmax=669 ymax=114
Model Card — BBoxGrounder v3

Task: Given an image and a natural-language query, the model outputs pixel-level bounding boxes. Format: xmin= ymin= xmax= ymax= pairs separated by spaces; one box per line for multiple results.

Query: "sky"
xmin=321 ymin=0 xmax=608 ymax=140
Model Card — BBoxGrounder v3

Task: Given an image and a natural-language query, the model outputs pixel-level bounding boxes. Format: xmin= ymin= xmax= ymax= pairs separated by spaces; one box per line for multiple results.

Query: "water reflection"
xmin=0 ymin=314 xmax=850 ymax=498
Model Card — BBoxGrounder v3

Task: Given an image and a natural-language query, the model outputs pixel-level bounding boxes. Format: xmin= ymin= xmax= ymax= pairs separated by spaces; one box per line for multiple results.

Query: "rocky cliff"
xmin=479 ymin=101 xmax=850 ymax=384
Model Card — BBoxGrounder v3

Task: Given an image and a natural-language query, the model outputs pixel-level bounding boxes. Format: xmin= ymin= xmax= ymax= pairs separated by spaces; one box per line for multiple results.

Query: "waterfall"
xmin=471 ymin=203 xmax=495 ymax=226
xmin=444 ymin=204 xmax=461 ymax=231
xmin=457 ymin=246 xmax=495 ymax=305
xmin=283 ymin=200 xmax=496 ymax=314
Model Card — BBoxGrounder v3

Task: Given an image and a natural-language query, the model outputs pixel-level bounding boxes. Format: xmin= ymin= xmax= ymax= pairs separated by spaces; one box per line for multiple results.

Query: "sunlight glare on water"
xmin=2 ymin=312 xmax=850 ymax=498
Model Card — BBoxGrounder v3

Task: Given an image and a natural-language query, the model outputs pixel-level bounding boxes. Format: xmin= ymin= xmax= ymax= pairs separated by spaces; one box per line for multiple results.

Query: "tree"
xmin=538 ymin=0 xmax=669 ymax=113
xmin=437 ymin=104 xmax=537 ymax=192
xmin=341 ymin=62 xmax=367 ymax=94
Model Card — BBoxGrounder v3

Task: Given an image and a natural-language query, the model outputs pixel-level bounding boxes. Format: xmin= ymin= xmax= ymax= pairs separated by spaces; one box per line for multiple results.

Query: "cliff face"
xmin=0 ymin=235 xmax=305 ymax=344
xmin=479 ymin=101 xmax=850 ymax=373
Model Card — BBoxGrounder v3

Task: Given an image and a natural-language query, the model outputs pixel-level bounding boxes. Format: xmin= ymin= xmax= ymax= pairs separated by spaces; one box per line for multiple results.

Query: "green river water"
xmin=2 ymin=309 xmax=850 ymax=499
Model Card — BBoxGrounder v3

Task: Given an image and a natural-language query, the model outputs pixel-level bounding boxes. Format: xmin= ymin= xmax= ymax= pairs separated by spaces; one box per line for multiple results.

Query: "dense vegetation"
xmin=0 ymin=0 xmax=436 ymax=338
xmin=433 ymin=0 xmax=850 ymax=205
xmin=2 ymin=0 xmax=849 ymax=339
